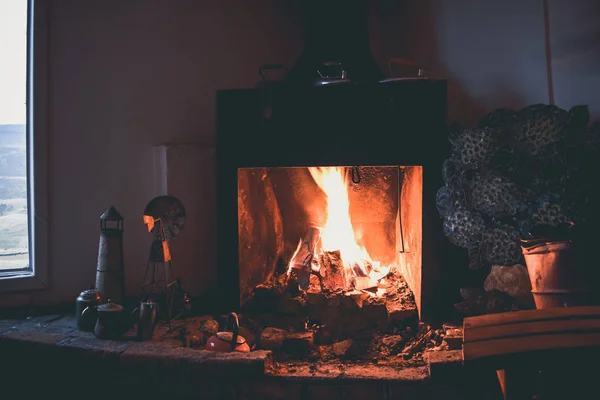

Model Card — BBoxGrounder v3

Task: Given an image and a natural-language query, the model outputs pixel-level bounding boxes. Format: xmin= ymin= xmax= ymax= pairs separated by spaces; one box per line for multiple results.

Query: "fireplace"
xmin=216 ymin=82 xmax=449 ymax=322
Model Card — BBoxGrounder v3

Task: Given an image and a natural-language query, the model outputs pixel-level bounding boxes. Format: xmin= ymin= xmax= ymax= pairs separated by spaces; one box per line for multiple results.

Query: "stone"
xmin=253 ymin=284 xmax=284 ymax=311
xmin=363 ymin=301 xmax=389 ymax=330
xmin=184 ymin=350 xmax=273 ymax=379
xmin=401 ymin=329 xmax=433 ymax=359
xmin=120 ymin=342 xmax=186 ymax=369
xmin=279 ymin=293 xmax=304 ymax=315
xmin=306 ymin=290 xmax=326 ymax=307
xmin=0 ymin=319 xmax=21 ymax=335
xmin=317 ymin=345 xmax=336 ymax=361
xmin=16 ymin=320 xmax=77 ymax=335
xmin=246 ymin=381 xmax=303 ymax=400
xmin=314 ymin=325 xmax=334 ymax=345
xmin=442 ymin=323 xmax=462 ymax=331
xmin=58 ymin=336 xmax=132 ymax=358
xmin=238 ymin=326 xmax=256 ymax=347
xmin=484 ymin=264 xmax=532 ymax=298
xmin=333 ymin=339 xmax=354 ymax=357
xmin=0 ymin=330 xmax=68 ymax=346
xmin=386 ymin=302 xmax=418 ymax=323
xmin=282 ymin=331 xmax=314 ymax=358
xmin=326 ymin=294 xmax=342 ymax=307
xmin=260 ymin=327 xmax=287 ymax=351
xmin=23 ymin=314 xmax=64 ymax=324
xmin=442 ymin=328 xmax=463 ymax=350
xmin=381 ymin=334 xmax=405 ymax=351
xmin=199 ymin=319 xmax=219 ymax=337
xmin=426 ymin=350 xmax=463 ymax=384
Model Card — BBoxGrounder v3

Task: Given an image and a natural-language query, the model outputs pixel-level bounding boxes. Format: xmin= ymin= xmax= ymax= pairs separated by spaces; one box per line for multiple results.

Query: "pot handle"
xmin=226 ymin=312 xmax=240 ymax=352
xmin=388 ymin=57 xmax=425 ymax=77
xmin=258 ymin=64 xmax=288 ymax=82
xmin=317 ymin=61 xmax=346 ymax=80
xmin=81 ymin=305 xmax=97 ymax=322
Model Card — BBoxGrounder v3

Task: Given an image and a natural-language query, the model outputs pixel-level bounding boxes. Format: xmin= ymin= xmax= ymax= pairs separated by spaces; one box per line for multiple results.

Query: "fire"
xmin=309 ymin=167 xmax=372 ymax=278
xmin=287 ymin=167 xmax=390 ymax=292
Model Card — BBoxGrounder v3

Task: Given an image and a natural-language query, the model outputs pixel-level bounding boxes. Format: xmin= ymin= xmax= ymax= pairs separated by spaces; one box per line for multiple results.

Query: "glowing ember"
xmin=288 ymin=167 xmax=391 ymax=291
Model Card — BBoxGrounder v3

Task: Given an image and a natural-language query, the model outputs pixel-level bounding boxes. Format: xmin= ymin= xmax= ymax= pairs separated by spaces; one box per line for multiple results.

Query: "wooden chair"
xmin=463 ymin=306 xmax=600 ymax=400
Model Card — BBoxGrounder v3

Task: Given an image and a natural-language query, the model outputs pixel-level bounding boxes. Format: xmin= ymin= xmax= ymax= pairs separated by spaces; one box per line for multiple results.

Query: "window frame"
xmin=0 ymin=0 xmax=49 ymax=291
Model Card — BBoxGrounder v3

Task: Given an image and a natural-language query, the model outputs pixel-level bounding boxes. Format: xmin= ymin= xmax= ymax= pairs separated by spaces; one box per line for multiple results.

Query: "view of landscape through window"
xmin=0 ymin=1 xmax=29 ymax=271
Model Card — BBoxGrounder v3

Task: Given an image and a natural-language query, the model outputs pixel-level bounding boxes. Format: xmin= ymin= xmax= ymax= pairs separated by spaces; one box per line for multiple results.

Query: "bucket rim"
xmin=531 ymin=289 xmax=592 ymax=295
xmin=521 ymin=240 xmax=574 ymax=254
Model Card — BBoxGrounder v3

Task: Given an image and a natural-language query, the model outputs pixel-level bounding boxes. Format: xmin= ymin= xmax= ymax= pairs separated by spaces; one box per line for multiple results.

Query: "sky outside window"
xmin=0 ymin=1 xmax=29 ymax=271
xmin=0 ymin=0 xmax=27 ymax=125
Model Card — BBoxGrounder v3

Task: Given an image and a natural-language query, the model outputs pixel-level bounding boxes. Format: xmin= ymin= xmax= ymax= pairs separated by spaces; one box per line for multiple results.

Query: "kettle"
xmin=82 ymin=300 xmax=134 ymax=340
xmin=314 ymin=61 xmax=353 ymax=86
xmin=132 ymin=300 xmax=159 ymax=341
xmin=206 ymin=313 xmax=250 ymax=353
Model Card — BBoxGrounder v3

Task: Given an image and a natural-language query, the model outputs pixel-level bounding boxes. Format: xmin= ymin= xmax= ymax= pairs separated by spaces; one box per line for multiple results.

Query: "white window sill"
xmin=0 ymin=269 xmax=48 ymax=292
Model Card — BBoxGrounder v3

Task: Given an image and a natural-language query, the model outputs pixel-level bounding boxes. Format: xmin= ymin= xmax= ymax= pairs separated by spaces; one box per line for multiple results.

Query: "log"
xmin=402 ymin=329 xmax=433 ymax=359
xmin=319 ymin=250 xmax=347 ymax=292
xmin=287 ymin=226 xmax=321 ymax=291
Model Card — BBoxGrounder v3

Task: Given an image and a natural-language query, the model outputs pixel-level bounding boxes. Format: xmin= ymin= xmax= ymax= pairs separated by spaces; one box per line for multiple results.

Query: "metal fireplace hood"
xmin=285 ymin=0 xmax=383 ymax=84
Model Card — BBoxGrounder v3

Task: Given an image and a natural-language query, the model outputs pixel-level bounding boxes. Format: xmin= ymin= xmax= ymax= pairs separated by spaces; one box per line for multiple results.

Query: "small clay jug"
xmin=82 ymin=300 xmax=132 ymax=340
xmin=206 ymin=313 xmax=250 ymax=353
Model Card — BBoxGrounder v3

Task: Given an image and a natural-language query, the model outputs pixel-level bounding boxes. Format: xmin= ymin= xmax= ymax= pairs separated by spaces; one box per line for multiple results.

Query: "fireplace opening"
xmin=236 ymin=164 xmax=438 ymax=366
xmin=216 ymin=79 xmax=452 ymax=372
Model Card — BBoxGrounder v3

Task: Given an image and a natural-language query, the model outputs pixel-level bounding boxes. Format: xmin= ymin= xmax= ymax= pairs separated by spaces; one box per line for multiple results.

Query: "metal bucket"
xmin=522 ymin=240 xmax=596 ymax=309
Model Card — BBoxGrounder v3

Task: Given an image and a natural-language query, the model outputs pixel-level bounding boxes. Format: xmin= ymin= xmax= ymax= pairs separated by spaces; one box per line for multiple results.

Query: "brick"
xmin=426 ymin=350 xmax=463 ymax=385
xmin=260 ymin=327 xmax=287 ymax=351
xmin=282 ymin=331 xmax=314 ymax=358
xmin=386 ymin=304 xmax=418 ymax=323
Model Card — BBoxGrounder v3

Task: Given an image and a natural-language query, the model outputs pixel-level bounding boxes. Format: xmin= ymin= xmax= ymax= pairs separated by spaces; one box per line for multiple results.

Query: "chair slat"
xmin=464 ymin=306 xmax=600 ymax=330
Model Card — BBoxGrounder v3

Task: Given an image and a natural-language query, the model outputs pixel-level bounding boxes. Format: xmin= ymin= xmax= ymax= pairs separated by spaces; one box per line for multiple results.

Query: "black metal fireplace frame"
xmin=216 ymin=80 xmax=453 ymax=322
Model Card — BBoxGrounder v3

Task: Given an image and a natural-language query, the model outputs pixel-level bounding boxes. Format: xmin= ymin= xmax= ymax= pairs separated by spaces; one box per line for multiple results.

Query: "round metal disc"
xmin=143 ymin=195 xmax=186 ymax=240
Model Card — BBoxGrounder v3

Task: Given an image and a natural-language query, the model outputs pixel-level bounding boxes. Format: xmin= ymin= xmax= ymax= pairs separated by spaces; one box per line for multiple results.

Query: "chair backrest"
xmin=463 ymin=306 xmax=600 ymax=370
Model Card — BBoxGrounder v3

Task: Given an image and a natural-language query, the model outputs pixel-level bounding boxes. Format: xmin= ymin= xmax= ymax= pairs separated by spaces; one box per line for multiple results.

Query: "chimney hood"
xmin=285 ymin=0 xmax=384 ymax=84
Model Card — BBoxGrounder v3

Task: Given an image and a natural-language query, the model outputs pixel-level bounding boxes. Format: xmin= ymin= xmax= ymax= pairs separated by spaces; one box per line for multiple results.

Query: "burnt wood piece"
xmin=401 ymin=329 xmax=433 ymax=359
xmin=319 ymin=250 xmax=347 ymax=292
xmin=463 ymin=306 xmax=600 ymax=400
xmin=287 ymin=226 xmax=321 ymax=291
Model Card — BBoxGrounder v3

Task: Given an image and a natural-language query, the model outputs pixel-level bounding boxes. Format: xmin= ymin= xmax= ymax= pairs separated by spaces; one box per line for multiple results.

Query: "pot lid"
xmin=78 ymin=288 xmax=100 ymax=301
xmin=216 ymin=332 xmax=246 ymax=345
xmin=97 ymin=301 xmax=123 ymax=312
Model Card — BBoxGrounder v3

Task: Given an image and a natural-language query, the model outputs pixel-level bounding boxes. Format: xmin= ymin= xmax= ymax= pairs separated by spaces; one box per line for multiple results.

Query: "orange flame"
xmin=309 ymin=167 xmax=371 ymax=277
xmin=308 ymin=167 xmax=390 ymax=288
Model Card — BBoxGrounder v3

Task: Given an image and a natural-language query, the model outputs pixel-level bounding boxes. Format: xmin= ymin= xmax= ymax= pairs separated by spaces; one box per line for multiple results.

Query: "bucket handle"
xmin=522 ymin=240 xmax=574 ymax=255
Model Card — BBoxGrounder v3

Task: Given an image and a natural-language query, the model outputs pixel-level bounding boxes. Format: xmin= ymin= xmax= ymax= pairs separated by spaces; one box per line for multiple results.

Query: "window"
xmin=0 ymin=0 xmax=49 ymax=291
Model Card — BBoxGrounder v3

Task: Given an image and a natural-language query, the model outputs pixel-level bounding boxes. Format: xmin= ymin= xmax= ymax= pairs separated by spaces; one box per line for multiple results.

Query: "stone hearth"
xmin=0 ymin=312 xmax=502 ymax=399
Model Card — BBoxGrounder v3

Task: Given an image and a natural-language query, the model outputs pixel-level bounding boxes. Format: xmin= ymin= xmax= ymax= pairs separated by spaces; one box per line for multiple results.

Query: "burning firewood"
xmin=353 ymin=276 xmax=379 ymax=291
xmin=287 ymin=226 xmax=321 ymax=290
xmin=319 ymin=250 xmax=347 ymax=292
